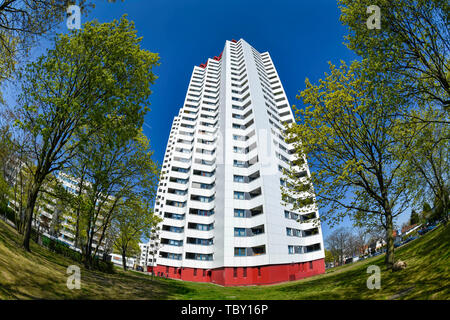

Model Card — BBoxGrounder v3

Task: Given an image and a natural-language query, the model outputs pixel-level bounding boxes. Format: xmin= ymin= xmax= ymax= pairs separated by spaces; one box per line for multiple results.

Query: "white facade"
xmin=137 ymin=242 xmax=157 ymax=267
xmin=153 ymin=39 xmax=324 ymax=272
xmin=110 ymin=253 xmax=136 ymax=268
xmin=6 ymin=168 xmax=108 ymax=254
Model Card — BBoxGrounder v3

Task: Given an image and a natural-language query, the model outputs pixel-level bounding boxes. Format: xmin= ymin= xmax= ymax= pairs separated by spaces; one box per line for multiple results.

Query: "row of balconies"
xmin=154 ymin=43 xmax=322 ymax=265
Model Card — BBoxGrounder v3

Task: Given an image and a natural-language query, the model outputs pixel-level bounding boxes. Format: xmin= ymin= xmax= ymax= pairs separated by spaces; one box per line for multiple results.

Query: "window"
xmin=309 ymin=261 xmax=313 ymax=269
xmin=258 ymin=267 xmax=261 ymax=276
xmin=234 ymin=191 xmax=245 ymax=200
xmin=168 ymin=239 xmax=183 ymax=246
xmin=198 ymin=209 xmax=213 ymax=216
xmin=286 ymin=228 xmax=292 ymax=236
xmin=243 ymin=268 xmax=247 ymax=277
xmin=253 ymin=245 xmax=266 ymax=255
xmin=233 ymin=160 xmax=246 ymax=168
xmin=233 ymin=146 xmax=246 ymax=153
xmin=233 ymin=175 xmax=244 ymax=183
xmin=234 ymin=228 xmax=246 ymax=237
xmin=185 ymin=253 xmax=213 ymax=261
xmin=234 ymin=247 xmax=246 ymax=256
xmin=194 ymin=268 xmax=197 ymax=276
xmin=234 ymin=209 xmax=245 ymax=218
xmin=233 ymin=267 xmax=238 ymax=277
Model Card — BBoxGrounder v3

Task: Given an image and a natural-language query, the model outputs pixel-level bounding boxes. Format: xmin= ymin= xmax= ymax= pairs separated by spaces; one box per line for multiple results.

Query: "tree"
xmin=410 ymin=209 xmax=420 ymax=225
xmin=325 ymin=227 xmax=353 ymax=265
xmin=351 ymin=226 xmax=370 ymax=256
xmin=324 ymin=249 xmax=335 ymax=265
xmin=0 ymin=126 xmax=13 ymax=209
xmin=428 ymin=190 xmax=450 ymax=223
xmin=339 ymin=0 xmax=450 ymax=112
xmin=284 ymin=60 xmax=414 ymax=269
xmin=0 ymin=0 xmax=95 ymax=103
xmin=433 ymin=187 xmax=449 ymax=223
xmin=0 ymin=1 xmax=130 ymax=79
xmin=112 ymin=197 xmax=161 ymax=271
xmin=395 ymin=108 xmax=449 ymax=221
xmin=14 ymin=16 xmax=159 ymax=251
xmin=9 ymin=157 xmax=33 ymax=233
xmin=75 ymin=129 xmax=159 ymax=269
xmin=421 ymin=202 xmax=433 ymax=223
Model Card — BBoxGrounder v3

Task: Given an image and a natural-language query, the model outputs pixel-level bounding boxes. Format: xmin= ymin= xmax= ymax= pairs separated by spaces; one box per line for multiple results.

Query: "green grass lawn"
xmin=0 ymin=218 xmax=448 ymax=300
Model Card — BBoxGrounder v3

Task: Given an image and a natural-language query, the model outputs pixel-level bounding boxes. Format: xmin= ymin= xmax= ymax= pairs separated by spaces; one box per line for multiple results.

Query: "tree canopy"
xmin=339 ymin=0 xmax=450 ymax=111
xmin=284 ymin=60 xmax=416 ymax=268
xmin=13 ymin=16 xmax=159 ymax=251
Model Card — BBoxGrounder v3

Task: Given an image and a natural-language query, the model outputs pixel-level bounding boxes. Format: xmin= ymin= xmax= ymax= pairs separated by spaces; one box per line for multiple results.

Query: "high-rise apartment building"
xmin=151 ymin=39 xmax=325 ymax=286
xmin=5 ymin=161 xmax=108 ymax=255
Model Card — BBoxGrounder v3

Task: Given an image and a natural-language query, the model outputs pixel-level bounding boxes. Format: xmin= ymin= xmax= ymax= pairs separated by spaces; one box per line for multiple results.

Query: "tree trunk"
xmin=73 ymin=169 xmax=86 ymax=249
xmin=122 ymin=248 xmax=127 ymax=271
xmin=83 ymin=242 xmax=92 ymax=269
xmin=22 ymin=183 xmax=40 ymax=251
xmin=385 ymin=211 xmax=395 ymax=269
xmin=74 ymin=212 xmax=80 ymax=249
xmin=83 ymin=212 xmax=95 ymax=269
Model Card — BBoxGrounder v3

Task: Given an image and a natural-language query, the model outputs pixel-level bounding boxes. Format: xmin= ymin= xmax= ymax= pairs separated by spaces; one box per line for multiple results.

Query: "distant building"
xmin=401 ymin=224 xmax=421 ymax=236
xmin=6 ymin=168 xmax=111 ymax=255
xmin=368 ymin=238 xmax=386 ymax=253
xmin=137 ymin=242 xmax=155 ymax=269
xmin=109 ymin=253 xmax=135 ymax=268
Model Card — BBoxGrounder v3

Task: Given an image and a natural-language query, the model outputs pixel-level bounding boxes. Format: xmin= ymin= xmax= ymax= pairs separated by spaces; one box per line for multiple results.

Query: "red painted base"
xmin=147 ymin=258 xmax=325 ymax=286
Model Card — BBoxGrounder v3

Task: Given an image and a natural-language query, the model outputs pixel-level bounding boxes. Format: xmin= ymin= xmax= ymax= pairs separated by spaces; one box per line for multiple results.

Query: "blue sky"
xmin=81 ymin=0 xmax=356 ymax=167
xmin=5 ymin=0 xmax=412 ymax=240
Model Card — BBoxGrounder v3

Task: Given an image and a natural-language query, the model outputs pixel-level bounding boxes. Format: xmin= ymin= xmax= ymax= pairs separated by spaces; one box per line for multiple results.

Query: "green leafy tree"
xmin=284 ymin=60 xmax=414 ymax=269
xmin=14 ymin=16 xmax=159 ymax=251
xmin=394 ymin=108 xmax=449 ymax=222
xmin=421 ymin=202 xmax=433 ymax=222
xmin=0 ymin=126 xmax=13 ymax=208
xmin=76 ymin=129 xmax=159 ymax=269
xmin=325 ymin=227 xmax=353 ymax=265
xmin=324 ymin=249 xmax=335 ymax=265
xmin=0 ymin=0 xmax=95 ymax=102
xmin=432 ymin=187 xmax=449 ymax=223
xmin=339 ymin=0 xmax=450 ymax=112
xmin=112 ymin=197 xmax=161 ymax=271
xmin=0 ymin=1 xmax=131 ymax=78
xmin=410 ymin=210 xmax=420 ymax=225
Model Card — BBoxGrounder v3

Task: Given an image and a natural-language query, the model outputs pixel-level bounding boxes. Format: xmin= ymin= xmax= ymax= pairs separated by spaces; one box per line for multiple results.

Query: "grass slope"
xmin=0 ymin=218 xmax=448 ymax=300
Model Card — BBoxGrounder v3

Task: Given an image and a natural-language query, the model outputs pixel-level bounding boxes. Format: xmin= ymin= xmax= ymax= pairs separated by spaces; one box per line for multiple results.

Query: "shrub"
xmin=42 ymin=235 xmax=82 ymax=262
xmin=39 ymin=234 xmax=114 ymax=273
xmin=0 ymin=202 xmax=16 ymax=223
xmin=93 ymin=259 xmax=115 ymax=274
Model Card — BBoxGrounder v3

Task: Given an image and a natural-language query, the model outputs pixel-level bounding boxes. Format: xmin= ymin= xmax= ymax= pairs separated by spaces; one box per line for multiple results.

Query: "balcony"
xmin=233 ymin=245 xmax=266 ymax=257
xmin=234 ymin=225 xmax=265 ymax=237
xmin=189 ymin=208 xmax=214 ymax=217
xmin=190 ymin=194 xmax=215 ymax=203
